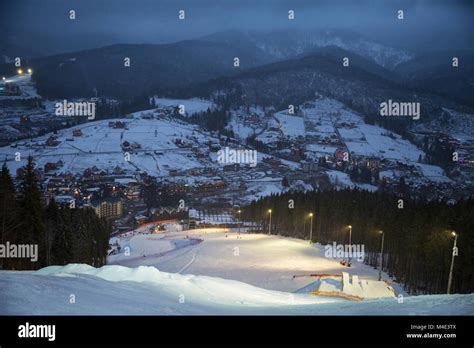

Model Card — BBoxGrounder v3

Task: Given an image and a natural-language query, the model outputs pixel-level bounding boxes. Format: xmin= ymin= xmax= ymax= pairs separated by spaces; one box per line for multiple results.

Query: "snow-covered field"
xmin=414 ymin=163 xmax=453 ymax=183
xmin=302 ymin=97 xmax=425 ymax=162
xmin=1 ymin=227 xmax=473 ymax=315
xmin=1 ymin=263 xmax=473 ymax=315
xmin=326 ymin=169 xmax=378 ymax=191
xmin=274 ymin=112 xmax=305 ymax=139
xmin=151 ymin=97 xmax=215 ymax=116
xmin=344 ymin=124 xmax=423 ymax=162
xmin=0 ymin=112 xmax=220 ymax=177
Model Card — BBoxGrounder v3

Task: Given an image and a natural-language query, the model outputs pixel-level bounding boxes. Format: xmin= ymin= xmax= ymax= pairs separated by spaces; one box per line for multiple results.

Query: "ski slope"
xmin=1 ymin=263 xmax=473 ymax=315
xmin=108 ymin=228 xmax=395 ymax=292
xmin=2 ymin=227 xmax=473 ymax=315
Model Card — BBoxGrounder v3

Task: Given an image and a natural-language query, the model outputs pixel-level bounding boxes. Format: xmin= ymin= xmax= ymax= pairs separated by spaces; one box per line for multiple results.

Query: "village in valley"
xmin=1 ymin=72 xmax=473 ymax=236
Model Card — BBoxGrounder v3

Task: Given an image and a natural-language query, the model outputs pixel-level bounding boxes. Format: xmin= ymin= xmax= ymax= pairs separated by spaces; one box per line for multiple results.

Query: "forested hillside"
xmin=243 ymin=189 xmax=474 ymax=294
xmin=0 ymin=158 xmax=111 ymax=270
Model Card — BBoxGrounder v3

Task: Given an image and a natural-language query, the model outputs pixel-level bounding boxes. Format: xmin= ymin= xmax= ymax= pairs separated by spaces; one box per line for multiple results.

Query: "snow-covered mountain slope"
xmin=253 ymin=30 xmax=414 ymax=69
xmin=2 ymin=228 xmax=473 ymax=315
xmin=0 ymin=109 xmax=221 ymax=177
xmin=108 ymin=228 xmax=396 ymax=293
xmin=205 ymin=29 xmax=414 ymax=70
xmin=1 ymin=263 xmax=473 ymax=315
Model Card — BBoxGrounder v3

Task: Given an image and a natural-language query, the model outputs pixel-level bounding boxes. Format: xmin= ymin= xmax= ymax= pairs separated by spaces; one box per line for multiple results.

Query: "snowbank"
xmin=1 ymin=264 xmax=473 ymax=315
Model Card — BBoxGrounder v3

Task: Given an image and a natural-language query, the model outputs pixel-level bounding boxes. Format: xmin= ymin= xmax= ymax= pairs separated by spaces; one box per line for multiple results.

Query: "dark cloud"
xmin=1 ymin=0 xmax=472 ymax=55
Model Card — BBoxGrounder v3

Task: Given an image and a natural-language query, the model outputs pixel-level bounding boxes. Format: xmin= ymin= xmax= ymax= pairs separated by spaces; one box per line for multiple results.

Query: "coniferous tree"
xmin=17 ymin=156 xmax=45 ymax=269
xmin=1 ymin=159 xmax=112 ymax=270
xmin=0 ymin=162 xmax=18 ymax=269
xmin=44 ymin=198 xmax=60 ymax=266
xmin=52 ymin=206 xmax=73 ymax=265
xmin=243 ymin=188 xmax=474 ymax=294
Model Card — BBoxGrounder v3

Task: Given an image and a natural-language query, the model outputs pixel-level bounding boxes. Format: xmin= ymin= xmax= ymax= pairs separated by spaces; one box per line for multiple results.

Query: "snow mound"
xmin=1 ymin=264 xmax=473 ymax=315
xmin=341 ymin=272 xmax=395 ymax=299
xmin=33 ymin=264 xmax=330 ymax=307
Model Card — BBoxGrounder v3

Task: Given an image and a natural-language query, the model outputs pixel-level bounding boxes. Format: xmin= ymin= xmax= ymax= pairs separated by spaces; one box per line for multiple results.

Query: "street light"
xmin=27 ymin=68 xmax=32 ymax=74
xmin=17 ymin=69 xmax=23 ymax=75
xmin=238 ymin=209 xmax=241 ymax=234
xmin=268 ymin=209 xmax=272 ymax=235
xmin=447 ymin=231 xmax=458 ymax=294
xmin=348 ymin=225 xmax=352 ymax=265
xmin=309 ymin=213 xmax=314 ymax=244
xmin=378 ymin=230 xmax=384 ymax=281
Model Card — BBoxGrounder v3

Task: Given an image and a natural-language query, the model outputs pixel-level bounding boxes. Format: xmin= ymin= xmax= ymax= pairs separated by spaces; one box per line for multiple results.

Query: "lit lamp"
xmin=268 ymin=209 xmax=272 ymax=235
xmin=308 ymin=213 xmax=314 ymax=244
xmin=347 ymin=225 xmax=352 ymax=264
xmin=378 ymin=230 xmax=384 ymax=281
xmin=447 ymin=231 xmax=458 ymax=294
xmin=238 ymin=209 xmax=241 ymax=233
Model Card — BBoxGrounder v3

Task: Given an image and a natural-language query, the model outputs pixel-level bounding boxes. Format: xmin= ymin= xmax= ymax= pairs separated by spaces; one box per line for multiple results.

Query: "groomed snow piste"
xmin=2 ymin=228 xmax=474 ymax=315
xmin=1 ymin=263 xmax=473 ymax=315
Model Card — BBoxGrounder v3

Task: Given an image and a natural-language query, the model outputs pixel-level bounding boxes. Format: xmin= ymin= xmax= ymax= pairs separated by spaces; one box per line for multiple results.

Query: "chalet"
xmin=175 ymin=138 xmax=190 ymax=148
xmin=263 ymin=157 xmax=281 ymax=166
xmin=209 ymin=143 xmax=221 ymax=151
xmin=113 ymin=165 xmax=125 ymax=175
xmin=335 ymin=148 xmax=347 ymax=161
xmin=223 ymin=163 xmax=240 ymax=172
xmin=130 ymin=142 xmax=141 ymax=150
xmin=44 ymin=162 xmax=58 ymax=172
xmin=198 ymin=181 xmax=225 ymax=190
xmin=109 ymin=121 xmax=126 ymax=129
xmin=55 ymin=195 xmax=75 ymax=206
xmin=44 ymin=160 xmax=64 ymax=172
xmin=290 ymin=148 xmax=304 ymax=160
xmin=364 ymin=157 xmax=380 ymax=169
xmin=46 ymin=136 xmax=59 ymax=147
xmin=135 ymin=215 xmax=147 ymax=225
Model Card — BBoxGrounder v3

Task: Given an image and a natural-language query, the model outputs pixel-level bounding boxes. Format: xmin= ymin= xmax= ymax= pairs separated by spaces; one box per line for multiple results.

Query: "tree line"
xmin=0 ymin=157 xmax=111 ymax=270
xmin=242 ymin=189 xmax=474 ymax=294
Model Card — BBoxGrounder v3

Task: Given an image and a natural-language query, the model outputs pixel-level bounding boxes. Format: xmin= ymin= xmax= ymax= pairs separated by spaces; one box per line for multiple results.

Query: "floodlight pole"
xmin=378 ymin=231 xmax=385 ymax=281
xmin=447 ymin=232 xmax=458 ymax=294
xmin=268 ymin=209 xmax=272 ymax=235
